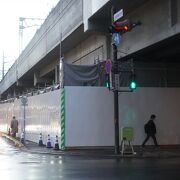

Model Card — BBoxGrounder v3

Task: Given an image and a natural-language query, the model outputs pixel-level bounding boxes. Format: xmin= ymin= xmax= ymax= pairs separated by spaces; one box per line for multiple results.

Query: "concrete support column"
xmin=34 ymin=72 xmax=39 ymax=87
xmin=55 ymin=65 xmax=59 ymax=84
xmin=34 ymin=72 xmax=52 ymax=87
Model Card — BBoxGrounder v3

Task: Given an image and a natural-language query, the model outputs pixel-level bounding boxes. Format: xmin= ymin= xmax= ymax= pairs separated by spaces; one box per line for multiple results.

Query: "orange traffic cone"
xmin=46 ymin=134 xmax=52 ymax=148
xmin=54 ymin=135 xmax=59 ymax=150
xmin=38 ymin=133 xmax=43 ymax=146
xmin=20 ymin=132 xmax=25 ymax=144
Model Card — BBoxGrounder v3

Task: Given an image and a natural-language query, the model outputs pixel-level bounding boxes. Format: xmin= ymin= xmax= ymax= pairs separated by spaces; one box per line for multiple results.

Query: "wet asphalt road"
xmin=0 ymin=137 xmax=180 ymax=180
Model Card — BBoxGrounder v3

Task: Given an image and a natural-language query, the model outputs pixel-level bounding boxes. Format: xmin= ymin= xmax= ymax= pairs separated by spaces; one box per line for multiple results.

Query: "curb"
xmin=19 ymin=148 xmax=137 ymax=158
xmin=1 ymin=133 xmax=25 ymax=148
xmin=2 ymin=134 xmax=180 ymax=158
xmin=1 ymin=134 xmax=137 ymax=157
xmin=18 ymin=149 xmax=180 ymax=159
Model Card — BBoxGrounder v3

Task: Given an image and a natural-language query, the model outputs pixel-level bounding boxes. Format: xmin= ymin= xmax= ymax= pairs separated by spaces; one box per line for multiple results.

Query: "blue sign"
xmin=112 ymin=33 xmax=121 ymax=47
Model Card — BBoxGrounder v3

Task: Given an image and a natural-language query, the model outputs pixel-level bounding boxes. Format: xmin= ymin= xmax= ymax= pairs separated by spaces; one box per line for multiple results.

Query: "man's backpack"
xmin=144 ymin=123 xmax=149 ymax=133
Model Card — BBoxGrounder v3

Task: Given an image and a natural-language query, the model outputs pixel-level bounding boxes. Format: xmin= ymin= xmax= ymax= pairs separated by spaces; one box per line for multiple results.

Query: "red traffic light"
xmin=109 ymin=19 xmax=141 ymax=34
xmin=113 ymin=25 xmax=129 ymax=31
xmin=113 ymin=19 xmax=130 ymax=32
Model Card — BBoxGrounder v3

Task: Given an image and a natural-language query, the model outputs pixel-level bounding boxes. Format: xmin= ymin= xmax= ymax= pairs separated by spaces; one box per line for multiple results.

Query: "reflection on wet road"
xmin=1 ymin=137 xmax=180 ymax=180
xmin=0 ymin=137 xmax=64 ymax=180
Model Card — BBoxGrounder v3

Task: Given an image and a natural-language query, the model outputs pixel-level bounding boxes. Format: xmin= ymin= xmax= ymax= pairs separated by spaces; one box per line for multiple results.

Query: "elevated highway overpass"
xmin=1 ymin=0 xmax=180 ymax=99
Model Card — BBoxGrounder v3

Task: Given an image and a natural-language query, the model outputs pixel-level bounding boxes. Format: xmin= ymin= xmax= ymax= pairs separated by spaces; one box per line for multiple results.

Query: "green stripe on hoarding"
xmin=60 ymin=88 xmax=65 ymax=150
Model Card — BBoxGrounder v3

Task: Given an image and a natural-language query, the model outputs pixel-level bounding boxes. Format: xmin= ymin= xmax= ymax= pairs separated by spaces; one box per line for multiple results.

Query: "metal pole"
xmin=59 ymin=32 xmax=64 ymax=88
xmin=21 ymin=96 xmax=28 ymax=144
xmin=23 ymin=104 xmax=26 ymax=143
xmin=59 ymin=57 xmax=64 ymax=88
xmin=111 ymin=7 xmax=120 ymax=154
xmin=113 ymin=45 xmax=120 ymax=155
xmin=2 ymin=51 xmax=5 ymax=79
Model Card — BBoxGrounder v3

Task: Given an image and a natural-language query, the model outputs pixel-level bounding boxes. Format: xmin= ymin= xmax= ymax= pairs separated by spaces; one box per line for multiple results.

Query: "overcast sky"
xmin=0 ymin=0 xmax=59 ymax=77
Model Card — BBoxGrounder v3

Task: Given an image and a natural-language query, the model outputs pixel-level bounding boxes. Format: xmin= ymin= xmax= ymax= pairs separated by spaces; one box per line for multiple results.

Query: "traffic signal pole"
xmin=110 ymin=7 xmax=140 ymax=154
xmin=111 ymin=7 xmax=120 ymax=155
xmin=113 ymin=44 xmax=120 ymax=155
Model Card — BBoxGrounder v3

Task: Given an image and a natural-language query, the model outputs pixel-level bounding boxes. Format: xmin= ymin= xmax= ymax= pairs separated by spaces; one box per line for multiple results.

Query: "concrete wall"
xmin=64 ymin=33 xmax=108 ymax=64
xmin=118 ymin=0 xmax=180 ymax=57
xmin=83 ymin=0 xmax=109 ymax=31
xmin=131 ymin=61 xmax=180 ymax=87
xmin=0 ymin=64 xmax=17 ymax=95
xmin=84 ymin=0 xmax=180 ymax=58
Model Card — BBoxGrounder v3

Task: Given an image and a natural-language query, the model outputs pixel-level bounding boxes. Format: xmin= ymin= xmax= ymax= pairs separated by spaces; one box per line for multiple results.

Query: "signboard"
xmin=21 ymin=96 xmax=28 ymax=106
xmin=114 ymin=9 xmax=123 ymax=22
xmin=112 ymin=33 xmax=121 ymax=47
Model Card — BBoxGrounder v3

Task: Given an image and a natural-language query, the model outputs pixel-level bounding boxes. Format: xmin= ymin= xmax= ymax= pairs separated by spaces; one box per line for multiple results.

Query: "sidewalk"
xmin=2 ymin=133 xmax=180 ymax=158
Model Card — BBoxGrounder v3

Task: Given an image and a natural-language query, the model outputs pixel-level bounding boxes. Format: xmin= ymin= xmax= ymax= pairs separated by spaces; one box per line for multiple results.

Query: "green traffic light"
xmin=129 ymin=81 xmax=137 ymax=90
xmin=105 ymin=82 xmax=109 ymax=88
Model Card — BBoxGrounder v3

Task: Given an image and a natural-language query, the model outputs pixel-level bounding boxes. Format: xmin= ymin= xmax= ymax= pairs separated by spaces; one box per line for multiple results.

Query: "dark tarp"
xmin=63 ymin=60 xmax=133 ymax=87
xmin=64 ymin=62 xmax=107 ymax=86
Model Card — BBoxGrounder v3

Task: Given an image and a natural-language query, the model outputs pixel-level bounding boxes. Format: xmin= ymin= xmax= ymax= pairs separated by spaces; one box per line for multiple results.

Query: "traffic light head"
xmin=109 ymin=19 xmax=130 ymax=33
xmin=104 ymin=74 xmax=110 ymax=89
xmin=129 ymin=80 xmax=137 ymax=90
xmin=105 ymin=81 xmax=110 ymax=88
xmin=109 ymin=19 xmax=141 ymax=34
xmin=113 ymin=19 xmax=130 ymax=33
xmin=129 ymin=72 xmax=137 ymax=90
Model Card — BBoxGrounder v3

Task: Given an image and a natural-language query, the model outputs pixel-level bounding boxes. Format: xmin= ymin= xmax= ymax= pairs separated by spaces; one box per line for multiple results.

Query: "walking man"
xmin=142 ymin=114 xmax=158 ymax=147
xmin=10 ymin=116 xmax=18 ymax=137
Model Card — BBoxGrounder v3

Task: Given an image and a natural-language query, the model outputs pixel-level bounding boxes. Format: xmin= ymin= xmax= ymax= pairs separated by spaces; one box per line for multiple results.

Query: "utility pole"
xmin=2 ymin=51 xmax=7 ymax=79
xmin=2 ymin=52 xmax=5 ymax=79
xmin=59 ymin=32 xmax=64 ymax=88
xmin=111 ymin=7 xmax=120 ymax=154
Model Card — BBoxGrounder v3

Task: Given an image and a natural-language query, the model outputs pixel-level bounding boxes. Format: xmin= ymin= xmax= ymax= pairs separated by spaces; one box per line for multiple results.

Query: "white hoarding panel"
xmin=65 ymin=87 xmax=114 ymax=147
xmin=0 ymin=87 xmax=180 ymax=147
xmin=0 ymin=90 xmax=60 ymax=146
xmin=65 ymin=87 xmax=180 ymax=146
xmin=25 ymin=90 xmax=60 ymax=145
xmin=118 ymin=88 xmax=180 ymax=145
